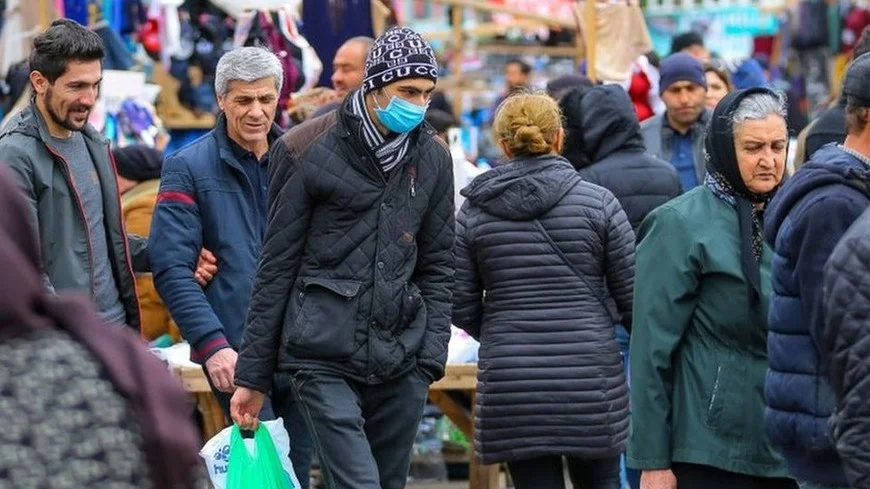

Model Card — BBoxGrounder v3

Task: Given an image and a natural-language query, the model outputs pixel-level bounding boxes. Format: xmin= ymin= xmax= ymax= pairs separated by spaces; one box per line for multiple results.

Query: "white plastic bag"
xmin=200 ymin=418 xmax=301 ymax=489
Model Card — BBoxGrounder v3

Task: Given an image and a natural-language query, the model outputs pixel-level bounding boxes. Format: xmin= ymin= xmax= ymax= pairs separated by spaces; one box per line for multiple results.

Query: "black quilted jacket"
xmin=235 ymin=93 xmax=455 ymax=392
xmin=452 ymin=155 xmax=635 ymax=464
xmin=824 ymin=207 xmax=870 ymax=489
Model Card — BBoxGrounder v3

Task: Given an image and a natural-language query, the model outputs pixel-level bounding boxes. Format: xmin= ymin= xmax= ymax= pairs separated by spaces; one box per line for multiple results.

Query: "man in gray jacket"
xmin=640 ymin=53 xmax=711 ymax=192
xmin=0 ymin=20 xmax=213 ymax=329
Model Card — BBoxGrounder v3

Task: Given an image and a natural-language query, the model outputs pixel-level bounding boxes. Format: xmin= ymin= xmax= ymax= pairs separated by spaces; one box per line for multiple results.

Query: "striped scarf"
xmin=351 ymin=90 xmax=411 ymax=173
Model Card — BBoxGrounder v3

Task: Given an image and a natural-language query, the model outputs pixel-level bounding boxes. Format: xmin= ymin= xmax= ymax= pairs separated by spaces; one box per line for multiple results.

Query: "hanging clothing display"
xmin=302 ymin=0 xmax=373 ymax=87
xmin=578 ymin=3 xmax=653 ymax=84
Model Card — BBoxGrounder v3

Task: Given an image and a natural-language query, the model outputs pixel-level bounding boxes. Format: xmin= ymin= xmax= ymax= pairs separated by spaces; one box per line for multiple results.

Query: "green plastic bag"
xmin=226 ymin=425 xmax=294 ymax=489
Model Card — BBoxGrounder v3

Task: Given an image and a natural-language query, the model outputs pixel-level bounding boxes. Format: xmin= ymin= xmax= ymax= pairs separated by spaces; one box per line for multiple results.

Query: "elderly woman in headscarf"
xmin=627 ymin=88 xmax=798 ymax=489
xmin=0 ymin=167 xmax=205 ymax=488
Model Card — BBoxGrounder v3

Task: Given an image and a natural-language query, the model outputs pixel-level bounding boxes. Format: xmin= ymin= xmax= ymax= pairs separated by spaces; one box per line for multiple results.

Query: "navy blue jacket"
xmin=763 ymin=143 xmax=870 ymax=486
xmin=150 ymin=116 xmax=282 ymax=363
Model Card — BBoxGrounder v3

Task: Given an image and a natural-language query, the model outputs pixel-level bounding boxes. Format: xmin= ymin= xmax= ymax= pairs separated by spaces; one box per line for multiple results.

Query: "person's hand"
xmin=195 ymin=249 xmax=217 ymax=286
xmin=231 ymin=387 xmax=265 ymax=430
xmin=205 ymin=348 xmax=237 ymax=393
xmin=640 ymin=469 xmax=677 ymax=489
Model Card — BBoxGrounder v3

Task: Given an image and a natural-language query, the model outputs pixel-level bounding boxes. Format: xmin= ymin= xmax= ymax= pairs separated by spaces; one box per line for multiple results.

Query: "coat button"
xmin=299 ymin=292 xmax=305 ymax=299
xmin=377 ymin=261 xmax=385 ymax=270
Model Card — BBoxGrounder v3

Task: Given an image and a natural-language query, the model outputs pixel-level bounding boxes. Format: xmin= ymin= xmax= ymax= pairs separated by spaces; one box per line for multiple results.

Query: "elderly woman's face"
xmin=734 ymin=114 xmax=787 ymax=194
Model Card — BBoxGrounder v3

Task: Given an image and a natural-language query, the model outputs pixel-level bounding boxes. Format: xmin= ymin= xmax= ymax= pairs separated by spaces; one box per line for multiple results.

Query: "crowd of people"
xmin=1 ymin=15 xmax=870 ymax=489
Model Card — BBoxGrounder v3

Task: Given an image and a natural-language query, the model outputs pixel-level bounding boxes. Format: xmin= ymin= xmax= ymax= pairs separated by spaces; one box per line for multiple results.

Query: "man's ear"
xmin=29 ymin=71 xmax=49 ymax=96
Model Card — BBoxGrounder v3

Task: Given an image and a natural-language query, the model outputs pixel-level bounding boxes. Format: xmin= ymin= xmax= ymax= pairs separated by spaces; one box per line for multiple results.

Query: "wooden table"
xmin=173 ymin=363 xmax=500 ymax=489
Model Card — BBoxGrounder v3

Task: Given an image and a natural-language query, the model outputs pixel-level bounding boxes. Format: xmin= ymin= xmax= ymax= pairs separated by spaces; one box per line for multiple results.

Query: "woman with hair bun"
xmin=452 ymin=92 xmax=636 ymax=489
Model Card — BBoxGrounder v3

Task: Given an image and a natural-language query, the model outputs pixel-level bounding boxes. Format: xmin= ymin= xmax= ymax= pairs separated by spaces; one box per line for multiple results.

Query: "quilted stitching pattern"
xmin=453 ymin=159 xmax=635 ymax=464
xmin=824 ymin=211 xmax=870 ymax=489
xmin=236 ymin=112 xmax=454 ymax=391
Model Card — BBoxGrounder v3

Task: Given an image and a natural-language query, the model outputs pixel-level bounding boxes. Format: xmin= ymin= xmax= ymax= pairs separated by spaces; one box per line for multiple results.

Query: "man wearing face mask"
xmin=231 ymin=27 xmax=455 ymax=489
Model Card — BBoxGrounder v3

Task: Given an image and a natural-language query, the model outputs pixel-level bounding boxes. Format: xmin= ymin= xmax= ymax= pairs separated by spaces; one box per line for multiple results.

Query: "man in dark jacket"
xmin=640 ymin=53 xmax=712 ymax=192
xmin=231 ymin=27 xmax=455 ymax=489
xmin=764 ymin=53 xmax=870 ymax=489
xmin=560 ymin=84 xmax=681 ymax=231
xmin=149 ymin=47 xmax=312 ymax=487
xmin=0 ymin=20 xmax=145 ymax=329
xmin=824 ymin=207 xmax=870 ymax=489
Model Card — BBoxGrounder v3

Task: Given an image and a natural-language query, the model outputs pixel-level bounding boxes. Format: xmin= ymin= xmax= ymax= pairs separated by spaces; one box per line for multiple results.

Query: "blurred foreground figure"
xmin=0 ymin=167 xmax=204 ymax=489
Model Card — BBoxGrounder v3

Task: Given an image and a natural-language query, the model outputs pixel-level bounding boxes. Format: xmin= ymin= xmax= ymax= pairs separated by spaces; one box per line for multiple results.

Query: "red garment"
xmin=843 ymin=7 xmax=870 ymax=53
xmin=629 ymin=69 xmax=654 ymax=122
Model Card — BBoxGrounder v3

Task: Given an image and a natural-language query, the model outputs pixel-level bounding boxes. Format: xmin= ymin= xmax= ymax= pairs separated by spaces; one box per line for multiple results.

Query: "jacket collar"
xmin=4 ymin=103 xmax=108 ymax=147
xmin=661 ymin=108 xmax=711 ymax=138
xmin=213 ymin=113 xmax=283 ymax=170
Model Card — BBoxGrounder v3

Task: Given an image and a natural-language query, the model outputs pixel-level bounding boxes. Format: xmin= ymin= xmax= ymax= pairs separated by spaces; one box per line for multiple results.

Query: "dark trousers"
xmin=507 ymin=456 xmax=621 ymax=489
xmin=672 ymin=463 xmax=798 ymax=489
xmin=288 ymin=368 xmax=430 ymax=489
xmin=204 ymin=367 xmax=314 ymax=489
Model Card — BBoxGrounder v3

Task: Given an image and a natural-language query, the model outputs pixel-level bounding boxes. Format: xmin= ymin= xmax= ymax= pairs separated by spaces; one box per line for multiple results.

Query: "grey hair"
xmin=731 ymin=91 xmax=788 ymax=129
xmin=214 ymin=46 xmax=284 ymax=98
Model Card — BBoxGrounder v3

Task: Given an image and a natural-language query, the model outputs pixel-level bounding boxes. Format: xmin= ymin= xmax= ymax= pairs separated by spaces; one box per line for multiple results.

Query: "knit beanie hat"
xmin=112 ymin=145 xmax=164 ymax=182
xmin=362 ymin=27 xmax=438 ymax=93
xmin=659 ymin=53 xmax=707 ymax=94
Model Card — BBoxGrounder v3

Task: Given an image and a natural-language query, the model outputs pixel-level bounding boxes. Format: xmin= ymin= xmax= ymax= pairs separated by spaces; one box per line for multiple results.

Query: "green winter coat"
xmin=627 ymin=186 xmax=789 ymax=478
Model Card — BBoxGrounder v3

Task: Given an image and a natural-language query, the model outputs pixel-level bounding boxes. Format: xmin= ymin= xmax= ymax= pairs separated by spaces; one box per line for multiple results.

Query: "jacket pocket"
xmin=704 ymin=361 xmax=748 ymax=438
xmin=396 ymin=282 xmax=427 ymax=362
xmin=290 ymin=277 xmax=362 ymax=359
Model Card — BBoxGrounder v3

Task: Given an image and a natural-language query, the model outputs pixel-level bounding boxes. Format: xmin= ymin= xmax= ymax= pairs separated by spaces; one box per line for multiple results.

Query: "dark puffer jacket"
xmin=824 ymin=207 xmax=870 ymax=489
xmin=234 ymin=93 xmax=455 ymax=393
xmin=452 ymin=155 xmax=635 ymax=465
xmin=560 ymin=85 xmax=681 ymax=232
xmin=764 ymin=144 xmax=870 ymax=486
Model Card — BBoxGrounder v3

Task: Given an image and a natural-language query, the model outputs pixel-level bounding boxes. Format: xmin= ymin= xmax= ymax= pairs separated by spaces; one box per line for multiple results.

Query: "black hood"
xmin=461 ymin=155 xmax=582 ymax=220
xmin=560 ymin=84 xmax=644 ymax=169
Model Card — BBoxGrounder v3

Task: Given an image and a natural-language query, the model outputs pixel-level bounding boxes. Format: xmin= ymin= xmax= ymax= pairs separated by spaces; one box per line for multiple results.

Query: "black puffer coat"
xmin=235 ymin=93 xmax=455 ymax=392
xmin=452 ymin=155 xmax=635 ymax=464
xmin=824 ymin=207 xmax=870 ymax=489
xmin=561 ymin=85 xmax=681 ymax=232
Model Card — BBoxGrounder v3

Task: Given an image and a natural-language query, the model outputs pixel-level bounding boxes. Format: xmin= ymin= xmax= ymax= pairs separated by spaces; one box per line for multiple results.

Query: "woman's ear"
xmin=554 ymin=128 xmax=566 ymax=155
xmin=499 ymin=139 xmax=513 ymax=159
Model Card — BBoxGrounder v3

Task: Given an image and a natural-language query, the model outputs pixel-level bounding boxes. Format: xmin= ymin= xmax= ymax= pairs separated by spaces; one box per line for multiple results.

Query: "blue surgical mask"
xmin=374 ymin=91 xmax=428 ymax=133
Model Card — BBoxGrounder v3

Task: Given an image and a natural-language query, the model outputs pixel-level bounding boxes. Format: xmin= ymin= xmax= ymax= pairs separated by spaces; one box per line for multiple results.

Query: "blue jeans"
xmin=616 ymin=325 xmax=641 ymax=489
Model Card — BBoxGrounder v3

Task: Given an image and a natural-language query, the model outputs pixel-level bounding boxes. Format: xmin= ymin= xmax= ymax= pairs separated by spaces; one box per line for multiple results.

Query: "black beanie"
xmin=113 ymin=145 xmax=164 ymax=182
xmin=362 ymin=27 xmax=438 ymax=93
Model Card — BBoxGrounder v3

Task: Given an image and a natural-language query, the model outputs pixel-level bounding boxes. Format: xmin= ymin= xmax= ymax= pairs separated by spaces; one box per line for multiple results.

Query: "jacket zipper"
xmin=107 ymin=147 xmax=143 ymax=330
xmin=45 ymin=145 xmax=97 ymax=298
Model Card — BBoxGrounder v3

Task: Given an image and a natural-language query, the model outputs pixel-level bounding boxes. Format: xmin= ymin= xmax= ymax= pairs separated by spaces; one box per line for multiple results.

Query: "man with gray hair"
xmin=149 ymin=46 xmax=313 ymax=487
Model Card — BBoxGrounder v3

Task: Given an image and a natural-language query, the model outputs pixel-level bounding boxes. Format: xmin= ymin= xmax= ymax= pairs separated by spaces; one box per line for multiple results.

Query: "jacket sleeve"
xmin=150 ymin=155 xmax=229 ymax=363
xmin=824 ymin=230 xmax=870 ymax=489
xmin=1 ymin=145 xmax=55 ymax=292
xmin=413 ymin=148 xmax=456 ymax=381
xmin=235 ymin=140 xmax=312 ymax=393
xmin=793 ymin=194 xmax=867 ymax=362
xmin=451 ymin=202 xmax=483 ymax=341
xmin=602 ymin=191 xmax=636 ymax=330
xmin=627 ymin=206 xmax=699 ymax=470
xmin=127 ymin=234 xmax=150 ymax=273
